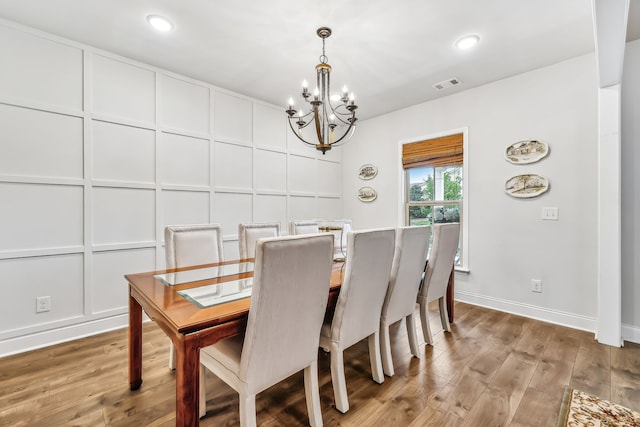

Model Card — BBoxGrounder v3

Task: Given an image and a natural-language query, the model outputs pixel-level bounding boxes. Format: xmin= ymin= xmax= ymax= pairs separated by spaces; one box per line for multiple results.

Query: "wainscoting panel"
xmin=212 ymin=191 xmax=253 ymax=238
xmin=0 ymin=183 xmax=83 ymax=252
xmin=213 ymin=91 xmax=253 ymax=144
xmin=158 ymin=132 xmax=210 ymax=187
xmin=0 ymin=104 xmax=83 ymax=179
xmin=92 ymin=120 xmax=155 ymax=183
xmin=214 ymin=141 xmax=253 ymax=190
xmin=0 ymin=24 xmax=82 ymax=110
xmin=91 ymin=54 xmax=155 ymax=123
xmin=0 ymin=254 xmax=84 ymax=334
xmin=92 ymin=248 xmax=156 ymax=314
xmin=254 ymin=194 xmax=287 ymax=227
xmin=317 ymin=159 xmax=342 ymax=196
xmin=254 ymin=103 xmax=286 ymax=151
xmin=160 ymin=190 xmax=211 ymax=233
xmin=254 ymin=148 xmax=287 ymax=192
xmin=288 ymin=154 xmax=317 ymax=194
xmin=159 ymin=75 xmax=210 ymax=134
xmin=92 ymin=187 xmax=155 ymax=245
xmin=288 ymin=195 xmax=318 ymax=221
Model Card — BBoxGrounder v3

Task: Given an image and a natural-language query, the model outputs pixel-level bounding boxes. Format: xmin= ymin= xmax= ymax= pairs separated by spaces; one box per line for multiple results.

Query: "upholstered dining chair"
xmin=238 ymin=222 xmax=280 ymax=259
xmin=164 ymin=223 xmax=224 ymax=369
xmin=380 ymin=225 xmax=431 ymax=377
xmin=289 ymin=220 xmax=319 ymax=235
xmin=199 ymin=233 xmax=335 ymax=427
xmin=319 ymin=228 xmax=396 ymax=413
xmin=417 ymin=222 xmax=460 ymax=345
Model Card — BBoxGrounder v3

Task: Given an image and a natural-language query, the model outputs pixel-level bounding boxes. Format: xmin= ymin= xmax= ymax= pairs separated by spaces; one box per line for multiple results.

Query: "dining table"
xmin=126 ymin=258 xmax=345 ymax=426
xmin=126 ymin=256 xmax=455 ymax=426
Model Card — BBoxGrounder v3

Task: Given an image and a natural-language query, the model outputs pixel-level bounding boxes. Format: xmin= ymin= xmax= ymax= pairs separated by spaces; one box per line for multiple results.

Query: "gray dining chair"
xmin=380 ymin=225 xmax=431 ymax=377
xmin=289 ymin=220 xmax=320 ymax=235
xmin=164 ymin=223 xmax=224 ymax=369
xmin=319 ymin=228 xmax=396 ymax=413
xmin=199 ymin=233 xmax=335 ymax=426
xmin=417 ymin=222 xmax=460 ymax=345
xmin=238 ymin=222 xmax=280 ymax=259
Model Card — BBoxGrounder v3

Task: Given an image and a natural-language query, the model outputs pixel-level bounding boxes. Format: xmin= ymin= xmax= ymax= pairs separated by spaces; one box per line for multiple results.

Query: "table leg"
xmin=128 ymin=289 xmax=143 ymax=390
xmin=175 ymin=334 xmax=200 ymax=427
xmin=446 ymin=268 xmax=454 ymax=323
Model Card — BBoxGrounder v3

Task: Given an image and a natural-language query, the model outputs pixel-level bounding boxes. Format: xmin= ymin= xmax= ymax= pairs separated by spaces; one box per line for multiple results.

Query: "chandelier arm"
xmin=287 ymin=119 xmax=318 ymax=147
xmin=329 ymin=120 xmax=357 ymax=145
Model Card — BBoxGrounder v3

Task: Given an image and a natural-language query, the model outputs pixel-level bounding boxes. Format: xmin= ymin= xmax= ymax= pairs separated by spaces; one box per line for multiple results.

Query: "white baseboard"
xmin=455 ymin=290 xmax=598 ymax=334
xmin=622 ymin=323 xmax=640 ymax=344
xmin=0 ymin=314 xmax=130 ymax=357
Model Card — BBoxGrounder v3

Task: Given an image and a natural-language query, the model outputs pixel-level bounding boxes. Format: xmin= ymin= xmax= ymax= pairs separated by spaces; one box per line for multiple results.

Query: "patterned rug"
xmin=557 ymin=387 xmax=640 ymax=426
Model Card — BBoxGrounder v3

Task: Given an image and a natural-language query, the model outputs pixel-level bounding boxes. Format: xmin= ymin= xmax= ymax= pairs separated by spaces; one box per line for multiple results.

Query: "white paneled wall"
xmin=0 ymin=21 xmax=343 ymax=356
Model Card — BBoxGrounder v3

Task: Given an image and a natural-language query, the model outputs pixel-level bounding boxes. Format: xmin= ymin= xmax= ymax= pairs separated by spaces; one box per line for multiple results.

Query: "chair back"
xmin=382 ymin=226 xmax=431 ymax=325
xmin=238 ymin=222 xmax=280 ymax=259
xmin=239 ymin=234 xmax=334 ymax=392
xmin=421 ymin=223 xmax=460 ymax=303
xmin=327 ymin=228 xmax=396 ymax=349
xmin=165 ymin=224 xmax=224 ymax=269
xmin=289 ymin=220 xmax=319 ymax=235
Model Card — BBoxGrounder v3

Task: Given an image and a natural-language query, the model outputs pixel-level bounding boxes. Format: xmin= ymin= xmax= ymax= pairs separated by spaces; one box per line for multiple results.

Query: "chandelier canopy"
xmin=286 ymin=27 xmax=358 ymax=155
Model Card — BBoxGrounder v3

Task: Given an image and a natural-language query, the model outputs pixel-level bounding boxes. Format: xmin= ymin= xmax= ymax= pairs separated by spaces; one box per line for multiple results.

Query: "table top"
xmin=126 ymin=259 xmax=345 ymax=335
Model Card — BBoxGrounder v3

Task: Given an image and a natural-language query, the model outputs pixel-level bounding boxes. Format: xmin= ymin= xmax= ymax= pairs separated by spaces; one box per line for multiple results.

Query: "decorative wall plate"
xmin=505 ymin=140 xmax=549 ymax=164
xmin=505 ymin=174 xmax=549 ymax=198
xmin=358 ymin=164 xmax=378 ymax=180
xmin=358 ymin=186 xmax=377 ymax=202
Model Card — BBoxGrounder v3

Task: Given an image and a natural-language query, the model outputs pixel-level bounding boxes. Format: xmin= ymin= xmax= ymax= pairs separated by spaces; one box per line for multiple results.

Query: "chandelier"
xmin=286 ymin=27 xmax=358 ymax=155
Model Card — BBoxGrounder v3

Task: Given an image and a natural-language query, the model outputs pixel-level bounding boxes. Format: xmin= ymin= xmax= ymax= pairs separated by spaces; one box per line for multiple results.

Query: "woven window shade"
xmin=402 ymin=133 xmax=463 ymax=169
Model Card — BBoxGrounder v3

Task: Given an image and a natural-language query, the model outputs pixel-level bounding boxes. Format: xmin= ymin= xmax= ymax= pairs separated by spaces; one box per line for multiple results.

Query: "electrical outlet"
xmin=36 ymin=296 xmax=51 ymax=313
xmin=531 ymin=279 xmax=542 ymax=293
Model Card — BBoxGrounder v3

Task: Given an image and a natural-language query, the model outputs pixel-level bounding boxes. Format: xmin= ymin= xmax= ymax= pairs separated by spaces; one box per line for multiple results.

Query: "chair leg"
xmin=406 ymin=313 xmax=421 ymax=358
xmin=199 ymin=365 xmax=207 ymax=419
xmin=330 ymin=349 xmax=349 ymax=413
xmin=419 ymin=299 xmax=434 ymax=345
xmin=439 ymin=297 xmax=451 ymax=333
xmin=239 ymin=392 xmax=257 ymax=427
xmin=368 ymin=332 xmax=384 ymax=384
xmin=304 ymin=361 xmax=323 ymax=427
xmin=168 ymin=341 xmax=176 ymax=370
xmin=380 ymin=321 xmax=394 ymax=377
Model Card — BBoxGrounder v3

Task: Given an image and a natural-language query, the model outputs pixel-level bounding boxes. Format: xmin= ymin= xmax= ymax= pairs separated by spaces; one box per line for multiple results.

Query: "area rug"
xmin=557 ymin=387 xmax=640 ymax=426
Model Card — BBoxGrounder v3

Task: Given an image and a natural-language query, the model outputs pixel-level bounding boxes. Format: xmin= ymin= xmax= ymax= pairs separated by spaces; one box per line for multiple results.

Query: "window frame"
xmin=398 ymin=127 xmax=469 ymax=271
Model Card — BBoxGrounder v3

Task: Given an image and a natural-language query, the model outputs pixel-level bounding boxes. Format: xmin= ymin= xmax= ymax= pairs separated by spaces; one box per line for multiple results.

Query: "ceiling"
xmin=0 ymin=0 xmax=639 ymax=120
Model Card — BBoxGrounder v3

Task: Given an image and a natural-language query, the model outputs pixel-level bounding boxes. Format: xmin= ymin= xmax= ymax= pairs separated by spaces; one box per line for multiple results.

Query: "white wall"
xmin=344 ymin=53 xmax=604 ymax=333
xmin=621 ymin=39 xmax=640 ymax=342
xmin=0 ymin=21 xmax=343 ymax=356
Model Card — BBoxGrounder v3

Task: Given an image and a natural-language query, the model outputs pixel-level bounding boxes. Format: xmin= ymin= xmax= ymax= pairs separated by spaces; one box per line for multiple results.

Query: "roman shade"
xmin=402 ymin=133 xmax=463 ymax=169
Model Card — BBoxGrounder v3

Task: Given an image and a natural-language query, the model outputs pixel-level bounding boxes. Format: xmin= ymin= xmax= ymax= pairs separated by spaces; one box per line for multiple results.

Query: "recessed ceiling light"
xmin=455 ymin=35 xmax=479 ymax=50
xmin=147 ymin=15 xmax=173 ymax=32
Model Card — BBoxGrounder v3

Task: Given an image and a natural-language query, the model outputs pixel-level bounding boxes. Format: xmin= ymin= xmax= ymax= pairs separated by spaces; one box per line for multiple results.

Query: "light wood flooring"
xmin=2 ymin=301 xmax=639 ymax=426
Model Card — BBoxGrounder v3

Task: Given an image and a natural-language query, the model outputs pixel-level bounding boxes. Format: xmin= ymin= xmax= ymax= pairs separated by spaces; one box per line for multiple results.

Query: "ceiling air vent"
xmin=433 ymin=77 xmax=462 ymax=91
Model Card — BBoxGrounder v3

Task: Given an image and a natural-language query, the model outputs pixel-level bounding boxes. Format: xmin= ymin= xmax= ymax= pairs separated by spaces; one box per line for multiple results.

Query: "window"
xmin=402 ymin=132 xmax=465 ymax=266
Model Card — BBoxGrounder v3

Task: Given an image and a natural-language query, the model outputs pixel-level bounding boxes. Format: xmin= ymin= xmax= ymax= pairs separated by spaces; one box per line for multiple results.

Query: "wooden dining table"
xmin=126 ymin=259 xmax=345 ymax=426
xmin=126 ymin=257 xmax=455 ymax=426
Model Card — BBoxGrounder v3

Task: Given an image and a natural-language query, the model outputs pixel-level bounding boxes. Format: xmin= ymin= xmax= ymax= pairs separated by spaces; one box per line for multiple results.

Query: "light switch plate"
xmin=541 ymin=207 xmax=559 ymax=220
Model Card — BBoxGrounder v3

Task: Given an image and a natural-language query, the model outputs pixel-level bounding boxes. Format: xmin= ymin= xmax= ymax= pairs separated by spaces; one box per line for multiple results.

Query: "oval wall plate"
xmin=358 ymin=164 xmax=378 ymax=180
xmin=505 ymin=174 xmax=549 ymax=198
xmin=357 ymin=186 xmax=377 ymax=202
xmin=505 ymin=140 xmax=549 ymax=164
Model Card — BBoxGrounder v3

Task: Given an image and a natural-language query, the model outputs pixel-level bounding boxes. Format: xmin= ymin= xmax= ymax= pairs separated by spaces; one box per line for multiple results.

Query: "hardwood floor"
xmin=2 ymin=301 xmax=639 ymax=426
